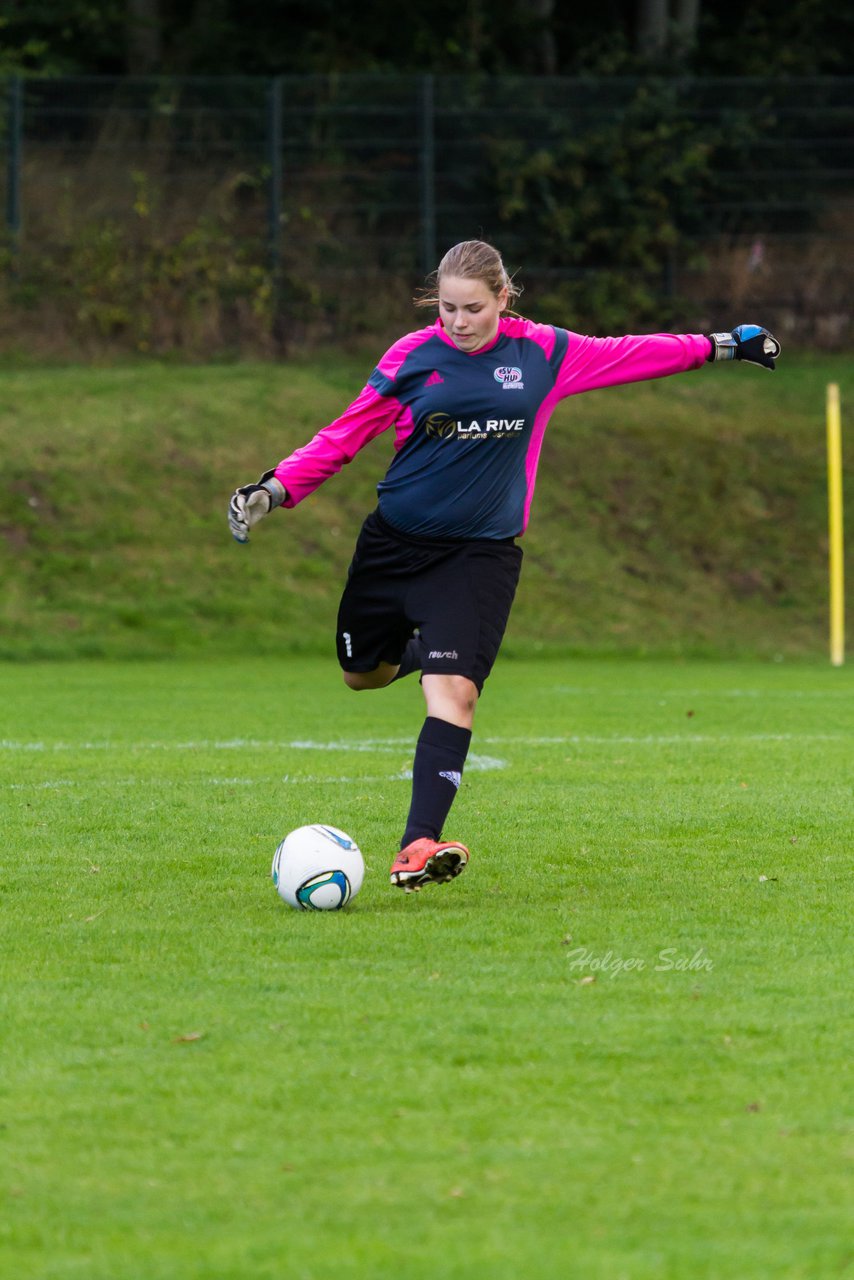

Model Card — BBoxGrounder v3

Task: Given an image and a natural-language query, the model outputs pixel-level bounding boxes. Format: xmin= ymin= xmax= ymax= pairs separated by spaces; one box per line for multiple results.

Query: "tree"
xmin=674 ymin=0 xmax=700 ymax=54
xmin=636 ymin=0 xmax=701 ymax=59
xmin=0 ymin=0 xmax=850 ymax=77
xmin=527 ymin=0 xmax=558 ymax=75
xmin=126 ymin=0 xmax=161 ymax=74
xmin=636 ymin=0 xmax=669 ymax=56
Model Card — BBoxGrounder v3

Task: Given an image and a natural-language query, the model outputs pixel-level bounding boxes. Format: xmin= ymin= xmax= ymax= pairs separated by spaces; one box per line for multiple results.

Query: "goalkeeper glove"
xmin=228 ymin=470 xmax=287 ymax=543
xmin=707 ymin=325 xmax=781 ymax=370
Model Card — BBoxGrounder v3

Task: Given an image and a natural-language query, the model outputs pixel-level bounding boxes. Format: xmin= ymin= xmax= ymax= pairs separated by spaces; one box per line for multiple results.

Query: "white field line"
xmin=0 ymin=737 xmax=414 ymax=753
xmin=0 ymin=747 xmax=504 ymax=788
xmin=1 ymin=729 xmax=842 ymax=793
xmin=6 ymin=776 xmax=392 ymax=790
xmin=0 ymin=731 xmax=843 ymax=755
xmin=2 ymin=753 xmax=508 ymax=791
xmin=486 ymin=732 xmax=844 ymax=746
xmin=551 ymin=685 xmax=854 ymax=701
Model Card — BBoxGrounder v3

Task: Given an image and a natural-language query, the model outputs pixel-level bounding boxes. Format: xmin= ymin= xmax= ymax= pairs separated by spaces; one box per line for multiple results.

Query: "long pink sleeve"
xmin=271 ymin=328 xmax=437 ymax=506
xmin=272 ymin=382 xmax=410 ymax=507
xmin=555 ymin=330 xmax=711 ymax=395
xmin=512 ymin=322 xmax=712 ymax=533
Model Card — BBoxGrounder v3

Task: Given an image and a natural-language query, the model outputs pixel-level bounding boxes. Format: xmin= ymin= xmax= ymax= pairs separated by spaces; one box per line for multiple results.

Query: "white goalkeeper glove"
xmin=707 ymin=325 xmax=781 ymax=370
xmin=228 ymin=470 xmax=287 ymax=543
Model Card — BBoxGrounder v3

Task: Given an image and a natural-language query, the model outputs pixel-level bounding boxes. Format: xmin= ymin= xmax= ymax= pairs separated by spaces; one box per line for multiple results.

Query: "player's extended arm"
xmin=707 ymin=325 xmax=781 ymax=370
xmin=227 ymin=471 xmax=287 ymax=544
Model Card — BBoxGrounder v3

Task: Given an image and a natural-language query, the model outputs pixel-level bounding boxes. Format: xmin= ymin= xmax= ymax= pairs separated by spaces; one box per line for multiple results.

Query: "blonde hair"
xmin=415 ymin=239 xmax=523 ymax=311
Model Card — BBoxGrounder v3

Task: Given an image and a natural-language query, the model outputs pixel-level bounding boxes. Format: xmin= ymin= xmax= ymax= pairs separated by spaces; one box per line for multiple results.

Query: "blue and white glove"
xmin=228 ymin=470 xmax=286 ymax=543
xmin=707 ymin=325 xmax=781 ymax=371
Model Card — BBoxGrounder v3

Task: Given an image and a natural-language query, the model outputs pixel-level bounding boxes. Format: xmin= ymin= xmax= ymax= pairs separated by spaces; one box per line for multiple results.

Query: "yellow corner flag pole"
xmin=826 ymin=383 xmax=845 ymax=666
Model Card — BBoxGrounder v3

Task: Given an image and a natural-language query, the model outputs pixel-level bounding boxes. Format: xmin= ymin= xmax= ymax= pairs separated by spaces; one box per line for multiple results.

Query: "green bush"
xmin=3 ymin=213 xmax=274 ymax=357
xmin=487 ymin=80 xmax=719 ymax=331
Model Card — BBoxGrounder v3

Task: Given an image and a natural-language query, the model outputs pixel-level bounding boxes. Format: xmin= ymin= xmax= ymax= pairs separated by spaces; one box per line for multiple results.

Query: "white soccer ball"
xmin=271 ymin=824 xmax=364 ymax=911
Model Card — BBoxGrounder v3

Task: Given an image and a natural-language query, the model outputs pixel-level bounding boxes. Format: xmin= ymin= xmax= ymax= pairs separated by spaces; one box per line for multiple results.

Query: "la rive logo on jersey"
xmin=494 ymin=365 xmax=524 ymax=390
xmin=424 ymin=412 xmax=525 ymax=442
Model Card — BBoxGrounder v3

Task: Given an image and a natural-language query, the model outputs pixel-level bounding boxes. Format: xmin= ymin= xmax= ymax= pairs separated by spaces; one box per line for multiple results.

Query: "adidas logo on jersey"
xmin=424 ymin=370 xmax=445 ymax=386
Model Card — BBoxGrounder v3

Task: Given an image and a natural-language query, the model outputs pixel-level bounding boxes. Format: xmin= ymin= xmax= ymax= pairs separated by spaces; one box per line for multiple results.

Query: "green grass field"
xmin=2 ymin=654 xmax=851 ymax=1279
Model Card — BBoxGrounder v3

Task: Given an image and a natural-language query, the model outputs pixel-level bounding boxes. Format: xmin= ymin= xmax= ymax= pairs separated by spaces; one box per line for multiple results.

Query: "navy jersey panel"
xmin=373 ymin=329 xmax=563 ymax=539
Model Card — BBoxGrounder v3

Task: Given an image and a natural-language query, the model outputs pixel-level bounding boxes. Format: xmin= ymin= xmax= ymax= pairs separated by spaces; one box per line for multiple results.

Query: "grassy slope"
xmin=0 ymin=353 xmax=851 ymax=659
xmin=1 ymin=656 xmax=851 ymax=1278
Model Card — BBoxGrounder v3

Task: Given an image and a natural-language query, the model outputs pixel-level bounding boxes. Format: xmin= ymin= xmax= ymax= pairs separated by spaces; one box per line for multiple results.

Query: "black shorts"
xmin=336 ymin=510 xmax=523 ymax=694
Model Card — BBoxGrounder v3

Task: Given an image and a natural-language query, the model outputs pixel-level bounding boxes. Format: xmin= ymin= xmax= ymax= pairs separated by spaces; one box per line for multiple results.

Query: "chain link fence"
xmin=1 ymin=74 xmax=853 ymax=353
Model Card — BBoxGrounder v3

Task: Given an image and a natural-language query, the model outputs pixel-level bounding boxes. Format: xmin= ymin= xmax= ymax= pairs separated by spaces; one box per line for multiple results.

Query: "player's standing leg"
xmin=389 ymin=674 xmax=475 ymax=891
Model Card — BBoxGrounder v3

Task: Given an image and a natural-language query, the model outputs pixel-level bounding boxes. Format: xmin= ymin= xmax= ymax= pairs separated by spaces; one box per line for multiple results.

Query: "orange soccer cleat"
xmin=389 ymin=838 xmax=470 ymax=892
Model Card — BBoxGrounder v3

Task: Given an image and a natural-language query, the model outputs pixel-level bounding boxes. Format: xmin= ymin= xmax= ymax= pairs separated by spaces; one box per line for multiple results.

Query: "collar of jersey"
xmin=435 ymin=318 xmax=504 ymax=356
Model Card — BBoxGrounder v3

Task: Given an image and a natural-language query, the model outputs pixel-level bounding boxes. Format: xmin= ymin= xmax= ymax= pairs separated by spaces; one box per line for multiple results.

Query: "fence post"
xmin=420 ymin=75 xmax=436 ymax=276
xmin=6 ymin=76 xmax=23 ymax=256
xmin=267 ymin=76 xmax=284 ymax=338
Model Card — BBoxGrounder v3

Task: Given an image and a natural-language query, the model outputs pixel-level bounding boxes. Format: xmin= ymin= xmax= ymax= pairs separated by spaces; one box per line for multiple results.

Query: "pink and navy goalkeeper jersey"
xmin=274 ymin=317 xmax=711 ymax=540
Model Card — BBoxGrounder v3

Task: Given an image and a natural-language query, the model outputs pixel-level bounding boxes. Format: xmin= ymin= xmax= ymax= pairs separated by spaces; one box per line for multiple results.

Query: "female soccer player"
xmin=228 ymin=240 xmax=780 ymax=893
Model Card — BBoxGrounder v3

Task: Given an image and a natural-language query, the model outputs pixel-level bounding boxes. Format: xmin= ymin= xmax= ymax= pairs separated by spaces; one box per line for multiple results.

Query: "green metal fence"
xmin=1 ymin=74 xmax=853 ymax=350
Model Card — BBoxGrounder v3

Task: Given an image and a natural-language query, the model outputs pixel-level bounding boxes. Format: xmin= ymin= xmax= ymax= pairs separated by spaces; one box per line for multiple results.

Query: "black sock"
xmin=401 ymin=716 xmax=472 ymax=847
xmin=389 ymin=635 xmax=423 ymax=683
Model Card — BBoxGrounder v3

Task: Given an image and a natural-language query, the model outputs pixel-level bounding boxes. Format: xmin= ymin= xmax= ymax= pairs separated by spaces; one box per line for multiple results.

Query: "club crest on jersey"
xmin=494 ymin=365 xmax=524 ymax=390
